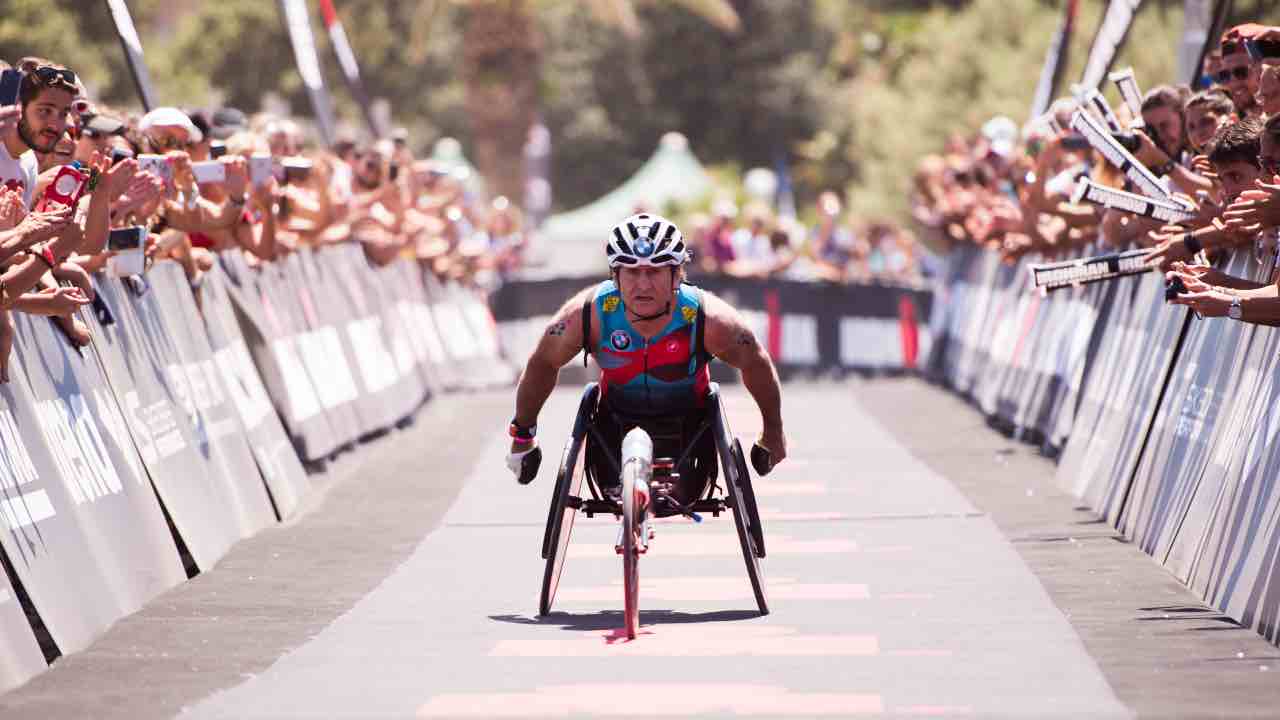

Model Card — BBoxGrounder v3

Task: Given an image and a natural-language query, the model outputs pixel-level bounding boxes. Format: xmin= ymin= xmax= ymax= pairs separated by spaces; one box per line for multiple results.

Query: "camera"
xmin=1112 ymin=132 xmax=1142 ymax=153
xmin=1165 ymin=275 xmax=1187 ymax=301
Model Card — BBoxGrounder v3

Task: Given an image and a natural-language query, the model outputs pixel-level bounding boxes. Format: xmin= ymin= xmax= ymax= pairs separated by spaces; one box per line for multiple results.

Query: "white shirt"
xmin=0 ymin=140 xmax=38 ymax=210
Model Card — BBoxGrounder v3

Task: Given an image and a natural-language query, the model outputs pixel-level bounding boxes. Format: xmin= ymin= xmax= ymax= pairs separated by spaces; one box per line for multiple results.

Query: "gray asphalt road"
xmin=5 ymin=379 xmax=1280 ymax=718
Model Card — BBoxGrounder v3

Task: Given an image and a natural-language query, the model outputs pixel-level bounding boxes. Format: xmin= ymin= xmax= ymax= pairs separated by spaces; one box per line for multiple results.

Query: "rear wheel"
xmin=539 ymin=437 xmax=584 ymax=616
xmin=732 ymin=439 xmax=766 ymax=558
xmin=713 ymin=401 xmax=769 ymax=616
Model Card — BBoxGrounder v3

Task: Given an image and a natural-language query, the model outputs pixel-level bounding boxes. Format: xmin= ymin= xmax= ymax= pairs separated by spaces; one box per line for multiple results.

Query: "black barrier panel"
xmin=147 ymin=266 xmax=277 ymax=530
xmin=219 ymin=254 xmax=341 ymax=462
xmin=94 ymin=270 xmax=256 ymax=570
xmin=1121 ymin=250 xmax=1257 ymax=562
xmin=200 ymin=271 xmax=310 ymax=519
xmin=0 ymin=566 xmax=44 ymax=692
xmin=5 ymin=308 xmax=185 ymax=654
xmin=490 ymin=275 xmax=931 ymax=373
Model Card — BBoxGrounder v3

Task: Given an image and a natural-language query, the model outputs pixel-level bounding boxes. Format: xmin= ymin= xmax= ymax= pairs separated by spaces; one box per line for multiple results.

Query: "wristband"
xmin=1182 ymin=233 xmax=1203 ymax=254
xmin=509 ymin=418 xmax=537 ymax=440
xmin=30 ymin=244 xmax=56 ymax=270
xmin=1155 ymin=160 xmax=1177 ymax=176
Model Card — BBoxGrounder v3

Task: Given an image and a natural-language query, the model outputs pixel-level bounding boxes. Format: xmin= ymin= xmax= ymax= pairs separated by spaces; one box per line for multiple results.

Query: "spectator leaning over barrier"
xmin=1185 ymin=91 xmax=1238 ymax=158
xmin=1220 ymin=26 xmax=1265 ymax=119
xmin=1144 ymin=120 xmax=1266 ymax=271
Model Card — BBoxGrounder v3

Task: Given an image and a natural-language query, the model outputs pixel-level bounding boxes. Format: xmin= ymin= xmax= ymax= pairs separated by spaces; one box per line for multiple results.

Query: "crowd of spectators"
xmin=0 ymin=55 xmax=530 ymax=383
xmin=683 ymin=194 xmax=926 ymax=286
xmin=910 ymin=23 xmax=1280 ymax=327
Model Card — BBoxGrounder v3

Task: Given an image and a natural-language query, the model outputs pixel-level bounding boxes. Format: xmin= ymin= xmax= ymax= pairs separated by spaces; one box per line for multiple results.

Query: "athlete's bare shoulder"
xmin=699 ymin=289 xmax=764 ymax=368
xmin=530 ymin=283 xmax=600 ymax=368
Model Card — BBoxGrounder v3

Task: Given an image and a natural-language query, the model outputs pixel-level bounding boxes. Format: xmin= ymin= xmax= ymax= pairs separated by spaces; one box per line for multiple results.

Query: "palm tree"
xmin=447 ymin=0 xmax=740 ymax=202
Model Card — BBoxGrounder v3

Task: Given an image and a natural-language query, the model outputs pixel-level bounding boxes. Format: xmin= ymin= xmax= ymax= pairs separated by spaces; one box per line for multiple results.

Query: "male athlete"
xmin=506 ymin=213 xmax=786 ymax=510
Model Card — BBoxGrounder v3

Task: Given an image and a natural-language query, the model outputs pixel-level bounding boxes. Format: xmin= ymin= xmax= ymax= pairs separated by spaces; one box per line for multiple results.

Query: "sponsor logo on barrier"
xmin=93 ymin=388 xmax=145 ymax=483
xmin=1175 ymin=379 xmax=1216 ymax=439
xmin=124 ymin=391 xmax=189 ymax=464
xmin=35 ymin=395 xmax=123 ymax=505
xmin=0 ymin=411 xmax=40 ymax=493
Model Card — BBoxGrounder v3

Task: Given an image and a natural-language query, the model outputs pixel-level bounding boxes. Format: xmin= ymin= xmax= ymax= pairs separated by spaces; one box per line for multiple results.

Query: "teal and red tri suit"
xmin=590 ymin=279 xmax=711 ymax=417
xmin=582 ymin=279 xmax=718 ymax=507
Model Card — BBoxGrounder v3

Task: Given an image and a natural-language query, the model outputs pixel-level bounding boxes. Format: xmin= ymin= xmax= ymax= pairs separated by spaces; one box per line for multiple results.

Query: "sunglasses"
xmin=147 ymin=134 xmax=188 ymax=150
xmin=1217 ymin=66 xmax=1251 ymax=83
xmin=30 ymin=66 xmax=78 ymax=91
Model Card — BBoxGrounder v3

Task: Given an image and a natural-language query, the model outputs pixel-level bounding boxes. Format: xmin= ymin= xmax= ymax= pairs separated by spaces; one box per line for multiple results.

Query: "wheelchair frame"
xmin=538 ymin=382 xmax=768 ymax=618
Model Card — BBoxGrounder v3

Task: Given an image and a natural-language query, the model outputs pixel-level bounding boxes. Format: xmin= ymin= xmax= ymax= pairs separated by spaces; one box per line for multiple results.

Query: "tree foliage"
xmin=2 ymin=0 xmax=1279 ymax=221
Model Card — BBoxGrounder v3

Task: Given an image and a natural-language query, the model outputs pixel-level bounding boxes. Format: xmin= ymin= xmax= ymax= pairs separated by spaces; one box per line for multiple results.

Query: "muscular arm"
xmin=512 ymin=286 xmax=597 ymax=429
xmin=701 ymin=291 xmax=784 ymax=450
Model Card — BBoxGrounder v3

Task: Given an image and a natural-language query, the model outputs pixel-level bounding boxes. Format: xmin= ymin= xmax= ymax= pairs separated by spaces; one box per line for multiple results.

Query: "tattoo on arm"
xmin=547 ymin=320 xmax=567 ymax=337
xmin=737 ymin=330 xmax=756 ymax=346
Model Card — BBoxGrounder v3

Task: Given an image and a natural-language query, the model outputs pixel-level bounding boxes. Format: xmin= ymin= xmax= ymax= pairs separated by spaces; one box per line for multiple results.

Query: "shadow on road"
xmin=489 ymin=609 xmax=759 ymax=631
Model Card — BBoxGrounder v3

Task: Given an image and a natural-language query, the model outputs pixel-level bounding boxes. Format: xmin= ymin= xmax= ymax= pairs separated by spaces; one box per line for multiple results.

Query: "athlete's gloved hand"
xmin=507 ymin=441 xmax=542 ymax=485
xmin=750 ymin=443 xmax=774 ymax=477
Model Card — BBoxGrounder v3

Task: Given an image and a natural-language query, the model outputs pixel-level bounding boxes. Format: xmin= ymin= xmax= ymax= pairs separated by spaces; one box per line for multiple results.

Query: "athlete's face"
xmin=616 ymin=266 xmax=677 ymax=318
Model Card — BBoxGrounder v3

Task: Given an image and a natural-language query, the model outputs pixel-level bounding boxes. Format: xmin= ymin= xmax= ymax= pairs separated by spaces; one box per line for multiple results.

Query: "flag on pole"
xmin=278 ymin=0 xmax=337 ymax=146
xmin=318 ymin=0 xmax=383 ymax=138
xmin=103 ymin=0 xmax=156 ymax=111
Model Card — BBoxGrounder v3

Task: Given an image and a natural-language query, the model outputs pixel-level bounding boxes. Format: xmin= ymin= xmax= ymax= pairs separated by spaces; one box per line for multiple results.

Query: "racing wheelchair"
xmin=536 ymin=382 xmax=768 ymax=639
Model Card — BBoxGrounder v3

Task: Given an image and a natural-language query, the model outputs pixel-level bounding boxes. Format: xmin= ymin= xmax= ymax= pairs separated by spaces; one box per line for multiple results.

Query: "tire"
xmin=622 ymin=493 xmax=640 ymax=640
xmin=713 ymin=397 xmax=769 ymax=616
xmin=539 ymin=438 xmax=584 ymax=616
xmin=731 ymin=439 xmax=766 ymax=559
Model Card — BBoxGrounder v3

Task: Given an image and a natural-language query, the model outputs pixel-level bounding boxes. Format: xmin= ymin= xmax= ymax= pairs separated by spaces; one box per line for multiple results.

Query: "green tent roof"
xmin=536 ymin=133 xmax=711 ymax=277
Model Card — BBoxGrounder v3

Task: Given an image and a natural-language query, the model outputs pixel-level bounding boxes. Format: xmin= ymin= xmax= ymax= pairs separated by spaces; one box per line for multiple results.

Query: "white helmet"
xmin=606 ymin=213 xmax=688 ymax=268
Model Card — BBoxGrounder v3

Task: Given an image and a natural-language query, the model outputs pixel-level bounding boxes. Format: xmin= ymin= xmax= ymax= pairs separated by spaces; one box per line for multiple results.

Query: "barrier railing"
xmin=928 ymin=243 xmax=1280 ymax=645
xmin=0 ymin=248 xmax=514 ymax=692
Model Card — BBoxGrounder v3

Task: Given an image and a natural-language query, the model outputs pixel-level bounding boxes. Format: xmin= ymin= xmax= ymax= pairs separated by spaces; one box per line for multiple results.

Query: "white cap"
xmin=982 ymin=115 xmax=1019 ymax=158
xmin=138 ymin=107 xmax=204 ymax=143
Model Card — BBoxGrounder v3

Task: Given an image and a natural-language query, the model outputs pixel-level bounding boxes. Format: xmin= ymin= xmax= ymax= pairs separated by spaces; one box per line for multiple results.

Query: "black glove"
xmin=750 ymin=443 xmax=773 ymax=477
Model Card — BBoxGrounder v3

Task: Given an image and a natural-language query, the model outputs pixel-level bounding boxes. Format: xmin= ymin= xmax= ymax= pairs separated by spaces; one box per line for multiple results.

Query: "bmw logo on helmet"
xmin=633 ymin=236 xmax=654 ymax=257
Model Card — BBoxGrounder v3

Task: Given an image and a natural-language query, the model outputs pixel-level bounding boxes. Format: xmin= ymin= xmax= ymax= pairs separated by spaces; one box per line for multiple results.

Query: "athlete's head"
xmin=606 ymin=213 xmax=689 ymax=319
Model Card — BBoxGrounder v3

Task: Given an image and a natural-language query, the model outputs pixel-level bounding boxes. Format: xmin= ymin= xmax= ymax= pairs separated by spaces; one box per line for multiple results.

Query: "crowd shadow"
xmin=489 ymin=609 xmax=759 ymax=632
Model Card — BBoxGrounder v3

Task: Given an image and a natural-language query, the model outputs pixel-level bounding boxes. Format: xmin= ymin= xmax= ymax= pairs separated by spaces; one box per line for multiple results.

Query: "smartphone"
xmin=1164 ymin=275 xmax=1187 ymax=301
xmin=1111 ymin=132 xmax=1141 ymax=153
xmin=106 ymin=225 xmax=146 ymax=277
xmin=191 ymin=160 xmax=226 ymax=185
xmin=36 ymin=164 xmax=88 ymax=212
xmin=0 ymin=70 xmax=20 ymax=107
xmin=107 ymin=225 xmax=146 ymax=252
xmin=389 ymin=162 xmax=400 ymax=182
xmin=1061 ymin=135 xmax=1092 ymax=151
xmin=249 ymin=153 xmax=273 ymax=187
xmin=209 ymin=141 xmax=227 ymax=160
xmin=1246 ymin=39 xmax=1264 ymax=62
xmin=137 ymin=154 xmax=174 ymax=192
xmin=282 ymin=157 xmax=312 ymax=184
xmin=110 ymin=148 xmax=133 ymax=166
